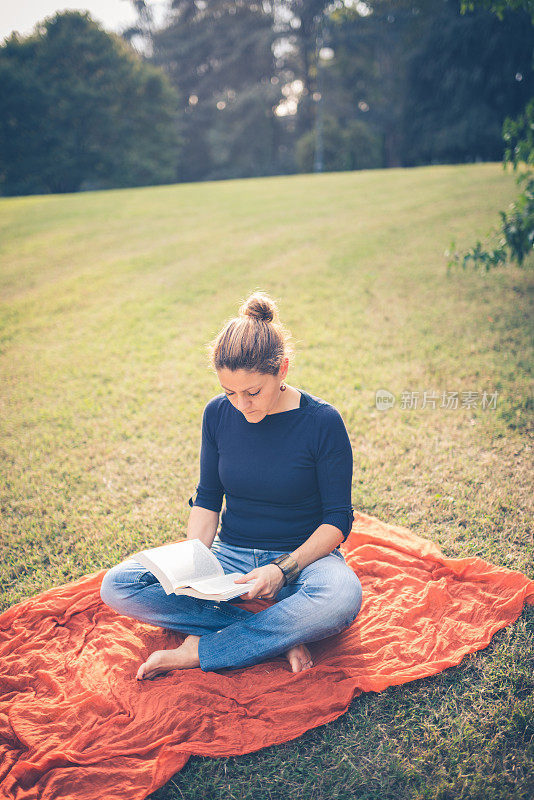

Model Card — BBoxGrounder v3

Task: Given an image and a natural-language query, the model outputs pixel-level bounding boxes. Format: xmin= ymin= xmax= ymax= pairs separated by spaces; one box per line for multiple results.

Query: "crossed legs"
xmin=99 ymin=544 xmax=362 ymax=678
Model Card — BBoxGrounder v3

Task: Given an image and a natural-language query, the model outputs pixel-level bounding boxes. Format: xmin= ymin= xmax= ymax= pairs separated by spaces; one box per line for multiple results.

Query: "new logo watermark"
xmin=375 ymin=389 xmax=396 ymax=411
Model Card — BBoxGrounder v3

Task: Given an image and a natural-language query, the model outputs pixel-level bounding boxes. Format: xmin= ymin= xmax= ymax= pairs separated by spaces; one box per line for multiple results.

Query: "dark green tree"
xmin=302 ymin=0 xmax=532 ymax=171
xmin=313 ymin=3 xmax=423 ymax=169
xmin=462 ymin=0 xmax=534 ymax=20
xmin=295 ymin=114 xmax=382 ymax=172
xmin=121 ymin=0 xmax=533 ymax=182
xmin=0 ymin=11 xmax=182 ymax=195
xmin=446 ymin=0 xmax=534 ymax=269
xmin=402 ymin=0 xmax=533 ymax=166
xmin=143 ymin=0 xmax=284 ymax=181
xmin=274 ymin=0 xmax=335 ymax=139
xmin=280 ymin=0 xmax=530 ymax=172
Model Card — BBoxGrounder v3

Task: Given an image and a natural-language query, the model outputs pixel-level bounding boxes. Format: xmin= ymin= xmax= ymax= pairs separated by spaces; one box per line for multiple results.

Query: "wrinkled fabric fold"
xmin=1 ymin=510 xmax=533 ymax=800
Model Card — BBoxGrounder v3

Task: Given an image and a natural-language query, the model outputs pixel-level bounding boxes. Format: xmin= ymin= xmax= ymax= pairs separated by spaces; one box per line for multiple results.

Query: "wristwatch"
xmin=270 ymin=554 xmax=300 ymax=585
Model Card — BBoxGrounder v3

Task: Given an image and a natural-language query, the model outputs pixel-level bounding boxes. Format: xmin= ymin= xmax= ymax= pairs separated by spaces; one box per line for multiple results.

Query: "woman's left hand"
xmin=234 ymin=563 xmax=286 ymax=600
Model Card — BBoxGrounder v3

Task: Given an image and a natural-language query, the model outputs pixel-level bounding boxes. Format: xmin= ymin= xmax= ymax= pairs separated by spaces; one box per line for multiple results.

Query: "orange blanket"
xmin=1 ymin=511 xmax=533 ymax=800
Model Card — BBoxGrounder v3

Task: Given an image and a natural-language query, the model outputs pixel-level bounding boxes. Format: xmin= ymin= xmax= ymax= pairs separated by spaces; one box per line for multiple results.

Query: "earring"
xmin=280 ymin=382 xmax=287 ymax=392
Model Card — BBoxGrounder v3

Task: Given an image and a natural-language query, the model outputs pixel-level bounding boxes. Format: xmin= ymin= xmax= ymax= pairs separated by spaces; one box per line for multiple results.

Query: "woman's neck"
xmin=267 ymin=385 xmax=301 ymax=414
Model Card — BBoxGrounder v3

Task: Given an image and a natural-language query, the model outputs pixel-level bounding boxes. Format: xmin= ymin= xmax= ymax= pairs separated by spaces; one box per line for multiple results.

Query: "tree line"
xmin=0 ymin=0 xmax=532 ymax=195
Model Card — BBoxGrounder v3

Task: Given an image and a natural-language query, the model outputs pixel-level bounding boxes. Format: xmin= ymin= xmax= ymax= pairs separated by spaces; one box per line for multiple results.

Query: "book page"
xmin=176 ymin=583 xmax=257 ymax=601
xmin=189 ymin=571 xmax=257 ymax=595
xmin=136 ymin=539 xmax=223 ymax=590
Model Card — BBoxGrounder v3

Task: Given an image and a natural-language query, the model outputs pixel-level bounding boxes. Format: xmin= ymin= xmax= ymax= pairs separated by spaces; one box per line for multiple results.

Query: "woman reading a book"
xmin=100 ymin=291 xmax=362 ymax=678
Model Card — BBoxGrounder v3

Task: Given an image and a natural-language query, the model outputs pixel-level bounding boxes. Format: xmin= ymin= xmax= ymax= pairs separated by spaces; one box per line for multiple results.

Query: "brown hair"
xmin=207 ymin=291 xmax=295 ymax=376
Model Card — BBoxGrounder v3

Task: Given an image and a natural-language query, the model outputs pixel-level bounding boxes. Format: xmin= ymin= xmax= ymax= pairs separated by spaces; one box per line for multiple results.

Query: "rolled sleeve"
xmin=188 ymin=403 xmax=224 ymax=513
xmin=314 ymin=405 xmax=354 ymax=542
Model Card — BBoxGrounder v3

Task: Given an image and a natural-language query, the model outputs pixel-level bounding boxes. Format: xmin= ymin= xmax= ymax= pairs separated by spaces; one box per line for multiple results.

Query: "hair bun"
xmin=239 ymin=291 xmax=278 ymax=324
xmin=208 ymin=290 xmax=295 ymax=374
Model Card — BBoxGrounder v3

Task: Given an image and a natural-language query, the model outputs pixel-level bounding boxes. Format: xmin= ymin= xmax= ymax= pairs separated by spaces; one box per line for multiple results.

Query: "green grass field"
xmin=1 ymin=162 xmax=533 ymax=799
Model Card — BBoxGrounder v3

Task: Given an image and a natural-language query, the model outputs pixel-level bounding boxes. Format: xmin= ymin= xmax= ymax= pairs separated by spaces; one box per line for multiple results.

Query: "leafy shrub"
xmin=447 ymin=173 xmax=534 ymax=271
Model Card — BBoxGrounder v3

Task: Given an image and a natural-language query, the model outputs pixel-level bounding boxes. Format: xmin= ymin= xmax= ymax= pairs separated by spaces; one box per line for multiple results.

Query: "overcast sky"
xmin=0 ymin=1 xmax=167 ymax=43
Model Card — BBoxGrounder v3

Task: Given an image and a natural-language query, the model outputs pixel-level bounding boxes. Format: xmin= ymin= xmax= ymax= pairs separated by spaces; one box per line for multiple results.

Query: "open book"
xmin=132 ymin=539 xmax=257 ymax=601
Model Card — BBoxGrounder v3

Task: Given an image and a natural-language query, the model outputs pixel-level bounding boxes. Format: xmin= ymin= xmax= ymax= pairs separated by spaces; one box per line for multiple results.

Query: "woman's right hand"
xmin=234 ymin=563 xmax=286 ymax=600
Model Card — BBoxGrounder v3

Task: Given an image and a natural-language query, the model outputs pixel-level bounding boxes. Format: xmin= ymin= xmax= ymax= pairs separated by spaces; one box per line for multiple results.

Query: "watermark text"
xmin=375 ymin=389 xmax=498 ymax=411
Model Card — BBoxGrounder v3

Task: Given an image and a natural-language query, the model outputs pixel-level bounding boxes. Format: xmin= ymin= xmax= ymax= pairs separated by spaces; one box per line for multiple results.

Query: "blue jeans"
xmin=100 ymin=535 xmax=362 ymax=672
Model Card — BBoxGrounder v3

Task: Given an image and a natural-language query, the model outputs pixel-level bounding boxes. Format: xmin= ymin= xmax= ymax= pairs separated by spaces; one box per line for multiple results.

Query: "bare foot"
xmin=136 ymin=634 xmax=200 ymax=680
xmin=286 ymin=643 xmax=313 ymax=673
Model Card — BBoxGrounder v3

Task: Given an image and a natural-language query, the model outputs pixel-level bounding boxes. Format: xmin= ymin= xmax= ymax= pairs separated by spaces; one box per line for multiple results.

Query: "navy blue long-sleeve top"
xmin=188 ymin=389 xmax=355 ymax=551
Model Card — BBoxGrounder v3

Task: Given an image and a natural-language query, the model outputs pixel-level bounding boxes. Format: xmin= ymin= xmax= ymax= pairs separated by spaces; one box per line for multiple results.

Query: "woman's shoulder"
xmin=301 ymin=390 xmax=345 ymax=422
xmin=202 ymin=393 xmax=228 ymax=421
xmin=301 ymin=392 xmax=351 ymax=447
xmin=204 ymin=392 xmax=226 ymax=411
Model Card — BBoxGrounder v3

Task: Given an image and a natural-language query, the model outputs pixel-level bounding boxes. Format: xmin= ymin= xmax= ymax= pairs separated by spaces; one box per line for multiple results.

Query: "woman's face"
xmin=217 ymin=365 xmax=287 ymax=422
